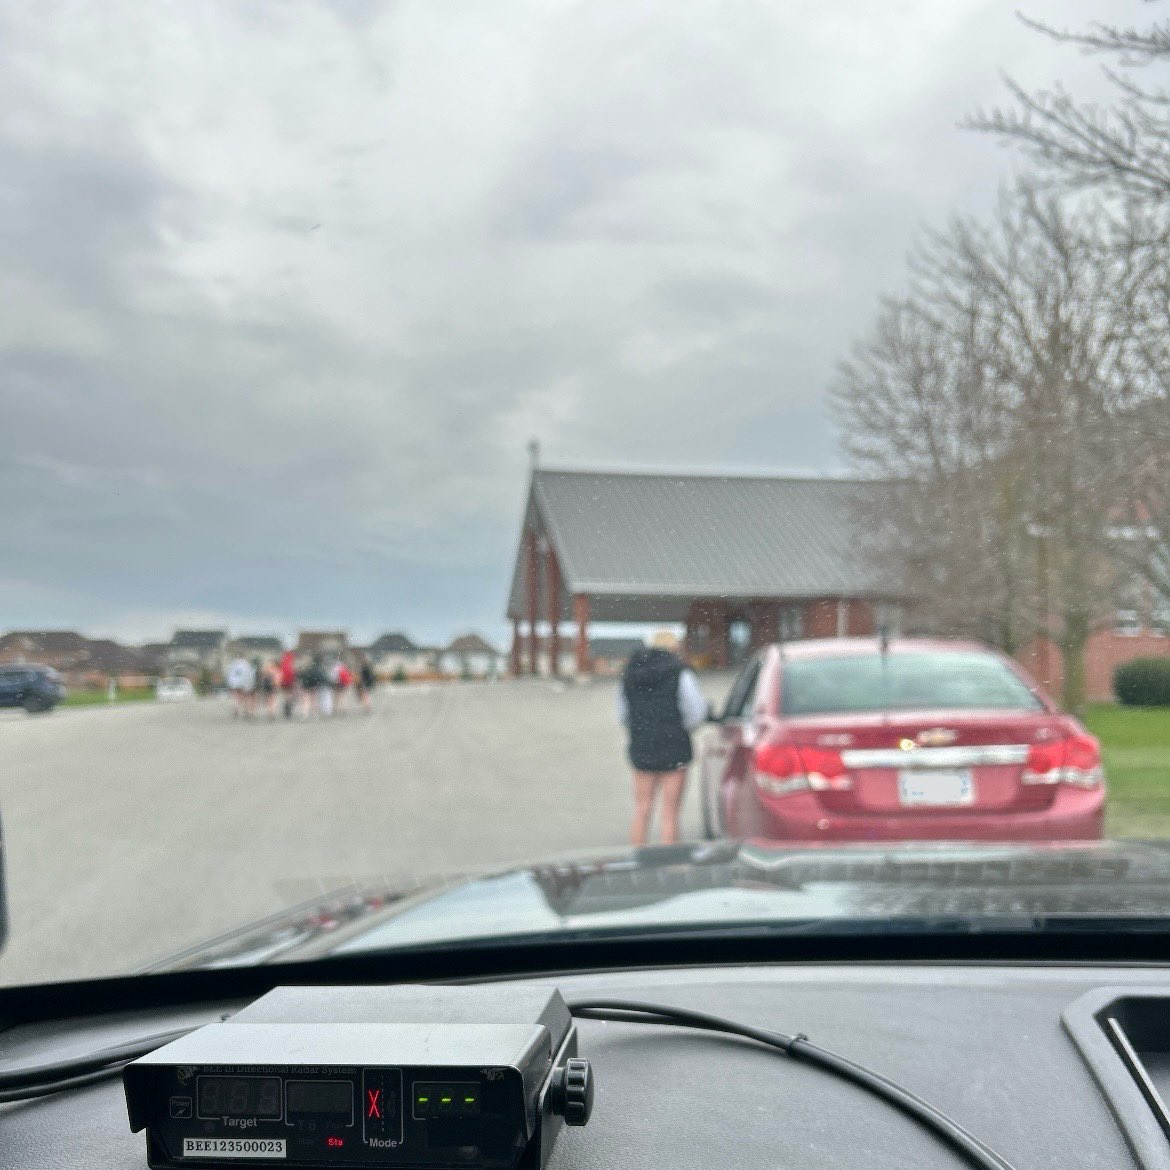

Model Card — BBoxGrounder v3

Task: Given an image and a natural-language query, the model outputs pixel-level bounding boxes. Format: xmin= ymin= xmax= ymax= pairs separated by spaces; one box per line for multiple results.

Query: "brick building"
xmin=0 ymin=631 xmax=162 ymax=687
xmin=505 ymin=468 xmax=902 ymax=675
xmin=0 ymin=631 xmax=93 ymax=675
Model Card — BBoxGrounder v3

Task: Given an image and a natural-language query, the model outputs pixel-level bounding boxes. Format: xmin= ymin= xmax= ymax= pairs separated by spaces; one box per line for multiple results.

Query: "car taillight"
xmin=753 ymin=743 xmax=851 ymax=797
xmin=1062 ymin=732 xmax=1105 ymax=788
xmin=1022 ymin=734 xmax=1103 ymax=789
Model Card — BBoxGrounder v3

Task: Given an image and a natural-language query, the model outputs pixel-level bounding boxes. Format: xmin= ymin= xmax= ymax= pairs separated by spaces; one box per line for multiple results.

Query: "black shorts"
xmin=628 ymin=731 xmax=693 ymax=773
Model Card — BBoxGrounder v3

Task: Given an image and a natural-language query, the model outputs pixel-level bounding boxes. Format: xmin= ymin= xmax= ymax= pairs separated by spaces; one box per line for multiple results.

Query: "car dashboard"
xmin=6 ymin=960 xmax=1170 ymax=1168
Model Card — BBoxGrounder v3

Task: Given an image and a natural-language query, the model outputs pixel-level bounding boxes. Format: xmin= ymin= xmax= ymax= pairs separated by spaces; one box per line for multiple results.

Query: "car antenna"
xmin=877 ymin=620 xmax=891 ymax=717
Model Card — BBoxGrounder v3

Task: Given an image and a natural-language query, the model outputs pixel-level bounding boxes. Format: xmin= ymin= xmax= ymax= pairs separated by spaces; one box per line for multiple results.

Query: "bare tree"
xmin=970 ymin=7 xmax=1170 ymax=202
xmin=836 ymin=188 xmax=1150 ymax=708
xmin=833 ymin=297 xmax=1036 ymax=654
xmin=1106 ymin=210 xmax=1170 ymax=606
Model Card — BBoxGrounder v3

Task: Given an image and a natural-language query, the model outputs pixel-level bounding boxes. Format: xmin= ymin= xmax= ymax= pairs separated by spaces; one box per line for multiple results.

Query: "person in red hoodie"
xmin=278 ymin=650 xmax=298 ymax=720
xmin=332 ymin=658 xmax=354 ymax=715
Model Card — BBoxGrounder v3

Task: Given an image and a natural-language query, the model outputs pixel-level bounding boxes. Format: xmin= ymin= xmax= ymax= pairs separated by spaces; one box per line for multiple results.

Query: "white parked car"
xmin=155 ymin=676 xmax=195 ymax=702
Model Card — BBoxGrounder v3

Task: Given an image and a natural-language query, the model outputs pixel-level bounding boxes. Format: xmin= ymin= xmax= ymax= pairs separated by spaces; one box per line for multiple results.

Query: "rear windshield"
xmin=780 ymin=652 xmax=1044 ymax=716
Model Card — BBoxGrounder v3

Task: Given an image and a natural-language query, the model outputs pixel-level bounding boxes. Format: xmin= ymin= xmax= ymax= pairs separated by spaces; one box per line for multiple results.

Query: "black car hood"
xmin=151 ymin=838 xmax=1170 ymax=972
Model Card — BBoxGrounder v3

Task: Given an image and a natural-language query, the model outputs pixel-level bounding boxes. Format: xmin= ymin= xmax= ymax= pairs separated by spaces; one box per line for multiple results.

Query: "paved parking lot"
xmin=0 ymin=680 xmax=716 ymax=986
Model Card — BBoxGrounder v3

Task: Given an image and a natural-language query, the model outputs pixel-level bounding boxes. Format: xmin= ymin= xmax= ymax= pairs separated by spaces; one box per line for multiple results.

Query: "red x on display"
xmin=366 ymin=1089 xmax=382 ymax=1120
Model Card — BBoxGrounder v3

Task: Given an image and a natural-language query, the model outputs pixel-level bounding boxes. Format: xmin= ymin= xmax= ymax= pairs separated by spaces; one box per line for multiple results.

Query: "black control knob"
xmin=551 ymin=1057 xmax=593 ymax=1126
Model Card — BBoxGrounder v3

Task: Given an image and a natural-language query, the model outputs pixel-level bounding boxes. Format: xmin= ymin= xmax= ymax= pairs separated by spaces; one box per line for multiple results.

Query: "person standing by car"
xmin=618 ymin=643 xmax=708 ymax=846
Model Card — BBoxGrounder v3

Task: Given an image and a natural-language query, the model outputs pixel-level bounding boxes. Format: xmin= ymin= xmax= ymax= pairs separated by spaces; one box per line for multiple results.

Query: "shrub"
xmin=1114 ymin=657 xmax=1170 ymax=707
xmin=391 ymin=666 xmax=407 ymax=684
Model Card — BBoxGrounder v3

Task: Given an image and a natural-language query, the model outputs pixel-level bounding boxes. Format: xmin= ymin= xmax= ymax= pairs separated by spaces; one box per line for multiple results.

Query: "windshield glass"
xmin=3 ymin=1 xmax=1170 ymax=988
xmin=781 ymin=653 xmax=1044 ymax=716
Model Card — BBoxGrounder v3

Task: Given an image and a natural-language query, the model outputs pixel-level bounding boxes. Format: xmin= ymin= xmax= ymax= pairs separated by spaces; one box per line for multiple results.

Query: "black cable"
xmin=568 ymin=999 xmax=1017 ymax=1170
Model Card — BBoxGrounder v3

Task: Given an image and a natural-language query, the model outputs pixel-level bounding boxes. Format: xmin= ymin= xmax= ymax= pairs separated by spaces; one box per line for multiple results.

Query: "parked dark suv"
xmin=0 ymin=664 xmax=66 ymax=713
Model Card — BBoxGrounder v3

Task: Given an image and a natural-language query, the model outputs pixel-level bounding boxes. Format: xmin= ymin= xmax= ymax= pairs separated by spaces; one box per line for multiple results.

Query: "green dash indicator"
xmin=414 ymin=1081 xmax=479 ymax=1118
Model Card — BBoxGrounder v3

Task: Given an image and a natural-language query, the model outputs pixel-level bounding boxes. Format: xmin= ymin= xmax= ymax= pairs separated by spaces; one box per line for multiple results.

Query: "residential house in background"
xmin=0 ymin=631 xmax=167 ymax=688
xmin=295 ymin=630 xmax=348 ymax=664
xmin=439 ymin=633 xmax=505 ymax=679
xmin=1019 ymin=565 xmax=1170 ymax=704
xmin=165 ymin=630 xmax=228 ymax=680
xmin=507 ymin=633 xmax=575 ymax=677
xmin=0 ymin=631 xmax=92 ymax=676
xmin=80 ymin=641 xmax=158 ymax=689
xmin=229 ymin=635 xmax=284 ymax=665
xmin=139 ymin=643 xmax=169 ymax=674
xmin=367 ymin=632 xmax=435 ymax=679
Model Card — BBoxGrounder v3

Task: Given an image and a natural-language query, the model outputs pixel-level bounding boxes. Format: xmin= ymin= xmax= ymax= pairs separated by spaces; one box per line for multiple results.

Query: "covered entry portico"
xmin=505 ymin=468 xmax=900 ymax=675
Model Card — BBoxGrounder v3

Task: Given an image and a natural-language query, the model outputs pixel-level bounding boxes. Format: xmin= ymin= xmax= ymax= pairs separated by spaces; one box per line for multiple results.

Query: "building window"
xmin=779 ymin=606 xmax=803 ymax=641
xmin=728 ymin=618 xmax=752 ymax=666
xmin=1115 ymin=574 xmax=1146 ymax=636
xmin=1153 ymin=602 xmax=1170 ymax=638
xmin=1115 ymin=610 xmax=1143 ymax=637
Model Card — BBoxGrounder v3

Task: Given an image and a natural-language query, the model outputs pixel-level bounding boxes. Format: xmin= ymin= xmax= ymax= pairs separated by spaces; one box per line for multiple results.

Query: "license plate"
xmin=898 ymin=768 xmax=974 ymax=807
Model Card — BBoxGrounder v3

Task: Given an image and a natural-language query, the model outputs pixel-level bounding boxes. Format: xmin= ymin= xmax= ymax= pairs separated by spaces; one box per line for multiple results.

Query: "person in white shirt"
xmin=224 ymin=656 xmax=255 ymax=718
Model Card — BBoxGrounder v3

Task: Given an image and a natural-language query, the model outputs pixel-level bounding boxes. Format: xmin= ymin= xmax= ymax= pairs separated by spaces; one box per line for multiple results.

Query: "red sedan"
xmin=698 ymin=637 xmax=1104 ymax=843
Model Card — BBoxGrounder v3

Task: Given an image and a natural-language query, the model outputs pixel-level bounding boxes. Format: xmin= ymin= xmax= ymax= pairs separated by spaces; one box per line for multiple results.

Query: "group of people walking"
xmin=225 ymin=650 xmax=376 ymax=719
xmin=225 ymin=637 xmax=703 ymax=844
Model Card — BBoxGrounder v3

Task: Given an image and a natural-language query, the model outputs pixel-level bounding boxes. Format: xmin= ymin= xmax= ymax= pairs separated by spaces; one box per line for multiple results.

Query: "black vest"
xmin=622 ymin=649 xmax=693 ymax=772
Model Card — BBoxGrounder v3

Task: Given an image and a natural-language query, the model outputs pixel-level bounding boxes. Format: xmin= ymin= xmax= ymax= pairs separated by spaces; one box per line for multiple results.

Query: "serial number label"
xmin=183 ymin=1138 xmax=286 ymax=1159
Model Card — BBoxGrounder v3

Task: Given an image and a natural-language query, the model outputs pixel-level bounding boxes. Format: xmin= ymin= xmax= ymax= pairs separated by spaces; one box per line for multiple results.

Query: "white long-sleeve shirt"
xmin=225 ymin=658 xmax=255 ymax=690
xmin=616 ymin=668 xmax=708 ymax=731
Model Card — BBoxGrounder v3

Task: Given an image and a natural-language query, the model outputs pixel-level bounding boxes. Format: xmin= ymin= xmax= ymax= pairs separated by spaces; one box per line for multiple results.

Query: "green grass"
xmin=1082 ymin=704 xmax=1170 ymax=838
xmin=61 ymin=687 xmax=156 ymax=708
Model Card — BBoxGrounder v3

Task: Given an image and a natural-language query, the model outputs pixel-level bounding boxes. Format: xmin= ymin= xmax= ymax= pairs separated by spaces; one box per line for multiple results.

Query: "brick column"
xmin=546 ymin=546 xmax=561 ymax=676
xmin=510 ymin=618 xmax=522 ymax=676
xmin=573 ymin=594 xmax=591 ymax=676
xmin=524 ymin=528 xmax=539 ymax=675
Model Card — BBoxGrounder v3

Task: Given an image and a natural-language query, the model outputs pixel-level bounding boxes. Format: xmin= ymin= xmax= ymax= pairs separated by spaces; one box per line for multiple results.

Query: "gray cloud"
xmin=0 ymin=0 xmax=1125 ymax=642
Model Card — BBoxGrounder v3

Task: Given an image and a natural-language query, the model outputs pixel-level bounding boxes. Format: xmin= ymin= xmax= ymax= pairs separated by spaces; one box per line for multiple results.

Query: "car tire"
xmin=23 ymin=698 xmax=52 ymax=715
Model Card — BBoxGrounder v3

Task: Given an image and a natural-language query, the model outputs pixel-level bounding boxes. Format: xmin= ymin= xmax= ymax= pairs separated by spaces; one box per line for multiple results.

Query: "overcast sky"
xmin=0 ymin=0 xmax=1123 ymax=646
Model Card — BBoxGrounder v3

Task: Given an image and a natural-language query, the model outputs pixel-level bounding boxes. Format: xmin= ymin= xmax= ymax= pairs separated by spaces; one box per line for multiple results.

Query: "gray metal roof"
xmin=368 ymin=632 xmax=421 ymax=655
xmin=506 ymin=469 xmax=892 ymax=620
xmin=170 ymin=629 xmax=227 ymax=650
xmin=231 ymin=635 xmax=284 ymax=652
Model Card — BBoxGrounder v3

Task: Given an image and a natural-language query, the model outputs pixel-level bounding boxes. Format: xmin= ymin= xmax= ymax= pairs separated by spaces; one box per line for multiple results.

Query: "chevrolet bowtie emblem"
xmin=917 ymin=728 xmax=958 ymax=747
